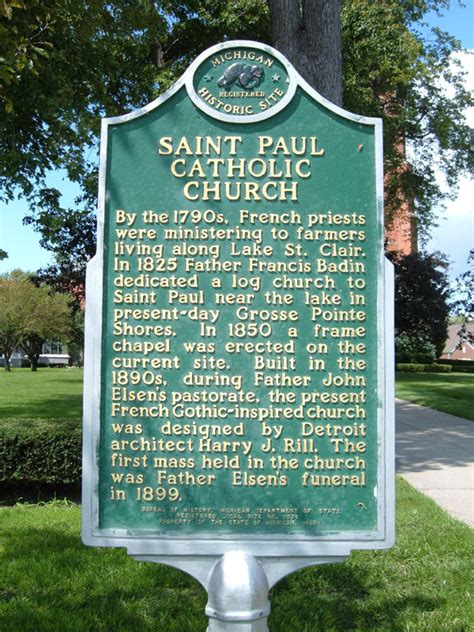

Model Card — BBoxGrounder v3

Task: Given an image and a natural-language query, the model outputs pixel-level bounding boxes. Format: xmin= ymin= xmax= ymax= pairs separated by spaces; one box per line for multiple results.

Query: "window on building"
xmin=41 ymin=341 xmax=66 ymax=355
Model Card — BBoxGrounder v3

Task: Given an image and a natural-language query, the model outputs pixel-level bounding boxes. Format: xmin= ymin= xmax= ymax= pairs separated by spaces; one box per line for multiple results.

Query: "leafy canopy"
xmin=387 ymin=250 xmax=451 ymax=356
xmin=449 ymin=249 xmax=474 ymax=349
xmin=0 ymin=271 xmax=72 ymax=370
xmin=342 ymin=1 xmax=473 ymax=234
xmin=0 ymin=0 xmax=472 ymax=284
xmin=0 ymin=271 xmax=31 ymax=370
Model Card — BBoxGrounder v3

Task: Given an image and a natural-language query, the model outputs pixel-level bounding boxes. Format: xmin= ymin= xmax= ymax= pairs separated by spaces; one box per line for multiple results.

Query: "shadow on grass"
xmin=396 ymin=373 xmax=474 ymax=421
xmin=269 ymin=562 xmax=441 ymax=632
xmin=1 ymin=520 xmax=447 ymax=632
xmin=0 ymin=482 xmax=81 ymax=506
xmin=0 ymin=393 xmax=83 ymax=420
xmin=0 ymin=523 xmax=207 ymax=632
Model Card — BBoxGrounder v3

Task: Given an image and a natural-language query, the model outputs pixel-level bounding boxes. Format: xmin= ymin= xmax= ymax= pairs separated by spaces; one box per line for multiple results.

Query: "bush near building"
xmin=396 ymin=363 xmax=452 ymax=373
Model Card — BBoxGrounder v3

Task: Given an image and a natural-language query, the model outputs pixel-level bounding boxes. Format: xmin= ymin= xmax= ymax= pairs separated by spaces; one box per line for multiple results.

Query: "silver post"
xmin=205 ymin=551 xmax=270 ymax=631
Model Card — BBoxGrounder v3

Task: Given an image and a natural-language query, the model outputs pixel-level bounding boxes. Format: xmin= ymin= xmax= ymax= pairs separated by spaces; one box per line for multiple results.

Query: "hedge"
xmin=437 ymin=360 xmax=474 ymax=373
xmin=0 ymin=423 xmax=82 ymax=486
xmin=425 ymin=363 xmax=453 ymax=373
xmin=396 ymin=363 xmax=453 ymax=373
xmin=438 ymin=358 xmax=474 ymax=366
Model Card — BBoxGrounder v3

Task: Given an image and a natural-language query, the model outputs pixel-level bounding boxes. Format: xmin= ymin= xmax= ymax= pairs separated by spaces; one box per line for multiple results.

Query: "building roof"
xmin=440 ymin=322 xmax=474 ymax=361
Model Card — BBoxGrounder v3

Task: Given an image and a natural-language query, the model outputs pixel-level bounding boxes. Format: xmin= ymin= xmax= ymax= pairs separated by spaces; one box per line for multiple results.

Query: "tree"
xmin=20 ymin=284 xmax=71 ymax=371
xmin=0 ymin=271 xmax=71 ymax=371
xmin=387 ymin=250 xmax=451 ymax=357
xmin=0 ymin=0 xmax=53 ymax=113
xmin=1 ymin=0 xmax=161 ymax=203
xmin=0 ymin=271 xmax=30 ymax=371
xmin=449 ymin=249 xmax=474 ymax=349
xmin=268 ymin=0 xmax=343 ymax=105
xmin=341 ymin=1 xmax=473 ymax=235
xmin=64 ymin=307 xmax=85 ymax=367
xmin=1 ymin=1 xmax=472 ymax=288
xmin=26 ymin=189 xmax=96 ymax=303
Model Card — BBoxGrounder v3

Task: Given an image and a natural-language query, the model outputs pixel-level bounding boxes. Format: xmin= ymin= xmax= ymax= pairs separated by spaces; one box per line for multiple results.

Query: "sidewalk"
xmin=395 ymin=399 xmax=474 ymax=528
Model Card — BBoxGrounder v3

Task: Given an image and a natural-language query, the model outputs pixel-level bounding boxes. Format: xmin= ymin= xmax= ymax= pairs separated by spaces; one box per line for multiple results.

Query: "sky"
xmin=421 ymin=1 xmax=474 ymax=279
xmin=0 ymin=2 xmax=473 ymax=281
xmin=426 ymin=47 xmax=473 ymax=279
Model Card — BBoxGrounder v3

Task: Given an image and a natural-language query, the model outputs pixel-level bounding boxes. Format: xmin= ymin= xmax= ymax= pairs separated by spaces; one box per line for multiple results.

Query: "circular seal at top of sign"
xmin=187 ymin=41 xmax=297 ymax=123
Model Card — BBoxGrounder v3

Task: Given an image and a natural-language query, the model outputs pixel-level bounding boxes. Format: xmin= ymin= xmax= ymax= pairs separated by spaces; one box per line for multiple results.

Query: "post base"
xmin=205 ymin=551 xmax=270 ymax=631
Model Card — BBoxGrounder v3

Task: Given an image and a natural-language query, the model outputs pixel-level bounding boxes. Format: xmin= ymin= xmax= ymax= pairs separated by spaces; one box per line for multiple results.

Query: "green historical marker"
xmin=83 ymin=40 xmax=394 ymax=629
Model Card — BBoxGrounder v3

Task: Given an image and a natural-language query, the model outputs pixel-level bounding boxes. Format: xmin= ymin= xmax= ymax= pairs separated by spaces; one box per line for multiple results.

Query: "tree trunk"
xmin=21 ymin=335 xmax=44 ymax=372
xmin=3 ymin=352 xmax=11 ymax=372
xmin=267 ymin=0 xmax=343 ymax=106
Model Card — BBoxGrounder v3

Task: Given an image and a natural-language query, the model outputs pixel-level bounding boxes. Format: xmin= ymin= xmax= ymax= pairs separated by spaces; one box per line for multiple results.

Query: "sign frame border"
xmin=81 ymin=40 xmax=395 ymax=559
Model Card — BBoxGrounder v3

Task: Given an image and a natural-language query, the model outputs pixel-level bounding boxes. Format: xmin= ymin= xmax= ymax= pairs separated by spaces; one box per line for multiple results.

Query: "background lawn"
xmin=0 ymin=479 xmax=473 ymax=632
xmin=395 ymin=372 xmax=474 ymax=420
xmin=0 ymin=368 xmax=84 ymax=503
xmin=0 ymin=368 xmax=83 ymax=424
xmin=1 ymin=367 xmax=472 ymax=424
xmin=1 ymin=368 xmax=472 ymax=629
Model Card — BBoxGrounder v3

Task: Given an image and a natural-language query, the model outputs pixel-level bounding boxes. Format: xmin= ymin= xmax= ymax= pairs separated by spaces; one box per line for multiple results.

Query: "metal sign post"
xmin=82 ymin=40 xmax=394 ymax=628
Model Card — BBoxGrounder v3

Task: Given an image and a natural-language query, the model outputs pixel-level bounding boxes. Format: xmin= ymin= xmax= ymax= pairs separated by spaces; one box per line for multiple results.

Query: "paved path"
xmin=395 ymin=399 xmax=474 ymax=528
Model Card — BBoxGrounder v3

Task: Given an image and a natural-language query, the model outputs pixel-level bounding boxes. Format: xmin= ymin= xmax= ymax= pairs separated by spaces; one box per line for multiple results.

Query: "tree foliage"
xmin=394 ymin=330 xmax=437 ymax=364
xmin=342 ymin=0 xmax=473 ymax=235
xmin=0 ymin=0 xmax=53 ymax=112
xmin=449 ymin=248 xmax=474 ymax=349
xmin=25 ymin=188 xmax=96 ymax=300
xmin=387 ymin=250 xmax=451 ymax=357
xmin=1 ymin=0 xmax=161 ymax=203
xmin=0 ymin=271 xmax=29 ymax=371
xmin=20 ymin=283 xmax=71 ymax=370
xmin=1 ymin=1 xmax=472 ymax=288
xmin=0 ymin=271 xmax=71 ymax=370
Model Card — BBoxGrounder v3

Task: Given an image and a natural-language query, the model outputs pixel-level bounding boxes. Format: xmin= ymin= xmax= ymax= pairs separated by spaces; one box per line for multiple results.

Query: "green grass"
xmin=0 ymin=479 xmax=473 ymax=632
xmin=1 ymin=365 xmax=471 ymax=629
xmin=0 ymin=368 xmax=83 ymax=423
xmin=395 ymin=372 xmax=474 ymax=420
xmin=2 ymin=367 xmax=472 ymax=424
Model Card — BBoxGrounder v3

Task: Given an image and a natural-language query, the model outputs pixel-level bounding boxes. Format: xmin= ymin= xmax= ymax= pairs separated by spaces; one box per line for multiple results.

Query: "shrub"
xmin=437 ymin=360 xmax=474 ymax=373
xmin=395 ymin=332 xmax=437 ymax=364
xmin=396 ymin=363 xmax=427 ymax=372
xmin=0 ymin=423 xmax=82 ymax=485
xmin=425 ymin=363 xmax=453 ymax=373
xmin=396 ymin=363 xmax=452 ymax=373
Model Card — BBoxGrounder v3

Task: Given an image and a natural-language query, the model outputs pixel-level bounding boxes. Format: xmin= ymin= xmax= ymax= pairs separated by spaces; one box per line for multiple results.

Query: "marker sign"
xmin=82 ymin=41 xmax=394 ymax=558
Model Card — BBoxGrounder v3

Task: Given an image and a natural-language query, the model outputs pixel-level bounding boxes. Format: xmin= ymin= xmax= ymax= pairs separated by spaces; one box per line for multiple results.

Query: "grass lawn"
xmin=395 ymin=372 xmax=474 ymax=420
xmin=1 ymin=367 xmax=472 ymax=424
xmin=0 ymin=478 xmax=472 ymax=631
xmin=0 ymin=368 xmax=83 ymax=423
xmin=0 ymin=371 xmax=472 ymax=629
